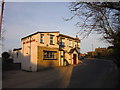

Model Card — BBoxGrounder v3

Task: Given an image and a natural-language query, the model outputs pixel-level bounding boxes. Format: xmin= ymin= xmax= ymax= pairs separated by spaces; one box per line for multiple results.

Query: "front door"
xmin=73 ymin=54 xmax=77 ymax=64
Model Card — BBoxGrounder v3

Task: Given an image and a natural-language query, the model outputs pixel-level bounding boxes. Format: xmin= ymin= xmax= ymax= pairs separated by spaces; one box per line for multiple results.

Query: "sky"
xmin=0 ymin=2 xmax=111 ymax=55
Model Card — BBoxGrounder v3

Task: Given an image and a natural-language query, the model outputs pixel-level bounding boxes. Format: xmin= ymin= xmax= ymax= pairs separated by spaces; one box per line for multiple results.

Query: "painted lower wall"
xmin=59 ymin=51 xmax=64 ymax=66
xmin=21 ymin=34 xmax=38 ymax=71
xmin=64 ymin=52 xmax=72 ymax=64
xmin=37 ymin=46 xmax=60 ymax=71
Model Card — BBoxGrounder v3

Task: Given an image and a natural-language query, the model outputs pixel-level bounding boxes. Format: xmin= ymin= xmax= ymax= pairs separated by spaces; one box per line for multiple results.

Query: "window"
xmin=69 ymin=40 xmax=72 ymax=47
xmin=61 ymin=42 xmax=65 ymax=46
xmin=60 ymin=38 xmax=65 ymax=48
xmin=16 ymin=52 xmax=18 ymax=58
xmin=74 ymin=41 xmax=77 ymax=47
xmin=40 ymin=34 xmax=44 ymax=43
xmin=44 ymin=51 xmax=57 ymax=60
xmin=77 ymin=42 xmax=80 ymax=48
xmin=50 ymin=35 xmax=54 ymax=44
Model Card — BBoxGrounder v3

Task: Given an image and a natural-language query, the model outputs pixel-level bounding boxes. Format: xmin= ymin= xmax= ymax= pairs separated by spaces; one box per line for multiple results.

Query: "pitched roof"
xmin=69 ymin=48 xmax=80 ymax=53
xmin=59 ymin=34 xmax=80 ymax=41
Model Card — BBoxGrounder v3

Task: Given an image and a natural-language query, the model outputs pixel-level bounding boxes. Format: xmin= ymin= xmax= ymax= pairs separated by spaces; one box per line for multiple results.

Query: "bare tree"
xmin=66 ymin=2 xmax=120 ymax=66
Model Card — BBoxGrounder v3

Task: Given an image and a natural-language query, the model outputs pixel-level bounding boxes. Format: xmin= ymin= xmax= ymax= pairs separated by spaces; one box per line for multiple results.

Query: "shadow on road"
xmin=67 ymin=59 xmax=119 ymax=88
xmin=2 ymin=59 xmax=119 ymax=88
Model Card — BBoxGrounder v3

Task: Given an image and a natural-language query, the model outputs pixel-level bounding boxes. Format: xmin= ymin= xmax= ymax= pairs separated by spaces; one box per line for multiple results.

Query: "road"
xmin=3 ymin=59 xmax=119 ymax=88
xmin=68 ymin=59 xmax=118 ymax=88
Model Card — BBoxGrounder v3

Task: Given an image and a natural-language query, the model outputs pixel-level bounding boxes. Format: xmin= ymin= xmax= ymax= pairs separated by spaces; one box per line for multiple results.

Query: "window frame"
xmin=40 ymin=34 xmax=44 ymax=43
xmin=43 ymin=50 xmax=57 ymax=60
xmin=50 ymin=35 xmax=54 ymax=45
xmin=60 ymin=37 xmax=65 ymax=48
xmin=69 ymin=40 xmax=72 ymax=47
xmin=77 ymin=42 xmax=80 ymax=48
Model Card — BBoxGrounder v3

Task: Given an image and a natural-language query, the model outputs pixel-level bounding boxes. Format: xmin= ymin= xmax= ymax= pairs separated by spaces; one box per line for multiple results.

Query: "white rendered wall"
xmin=21 ymin=34 xmax=38 ymax=71
xmin=37 ymin=32 xmax=59 ymax=48
xmin=13 ymin=50 xmax=22 ymax=63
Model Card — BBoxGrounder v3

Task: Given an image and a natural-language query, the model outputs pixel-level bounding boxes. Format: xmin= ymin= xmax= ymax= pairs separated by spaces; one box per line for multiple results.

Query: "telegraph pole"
xmin=0 ymin=0 xmax=4 ymax=38
xmin=0 ymin=0 xmax=4 ymax=54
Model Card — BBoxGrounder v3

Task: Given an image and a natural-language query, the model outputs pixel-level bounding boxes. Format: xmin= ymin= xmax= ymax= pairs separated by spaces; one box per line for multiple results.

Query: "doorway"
xmin=73 ymin=54 xmax=77 ymax=64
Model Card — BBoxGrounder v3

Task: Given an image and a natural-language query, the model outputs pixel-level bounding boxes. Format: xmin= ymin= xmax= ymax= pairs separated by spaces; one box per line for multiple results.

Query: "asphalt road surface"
xmin=3 ymin=59 xmax=119 ymax=88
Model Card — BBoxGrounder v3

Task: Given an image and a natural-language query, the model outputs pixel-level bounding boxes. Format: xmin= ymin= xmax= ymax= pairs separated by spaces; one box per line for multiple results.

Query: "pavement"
xmin=2 ymin=58 xmax=119 ymax=88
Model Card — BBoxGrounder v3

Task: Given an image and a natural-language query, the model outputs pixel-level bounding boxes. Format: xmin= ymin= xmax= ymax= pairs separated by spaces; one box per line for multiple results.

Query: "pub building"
xmin=13 ymin=31 xmax=81 ymax=71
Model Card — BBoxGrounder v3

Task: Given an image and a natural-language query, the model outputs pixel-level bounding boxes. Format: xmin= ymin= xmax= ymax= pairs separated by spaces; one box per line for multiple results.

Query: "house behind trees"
xmin=95 ymin=48 xmax=108 ymax=57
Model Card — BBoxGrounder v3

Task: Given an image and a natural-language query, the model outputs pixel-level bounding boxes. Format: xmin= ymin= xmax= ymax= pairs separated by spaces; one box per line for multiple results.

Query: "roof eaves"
xmin=13 ymin=48 xmax=22 ymax=51
xmin=21 ymin=31 xmax=60 ymax=41
xmin=59 ymin=34 xmax=80 ymax=40
xmin=21 ymin=32 xmax=39 ymax=41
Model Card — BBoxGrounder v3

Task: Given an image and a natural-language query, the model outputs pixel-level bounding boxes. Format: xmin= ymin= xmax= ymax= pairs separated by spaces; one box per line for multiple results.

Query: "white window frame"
xmin=50 ymin=35 xmax=54 ymax=44
xmin=43 ymin=51 xmax=57 ymax=60
xmin=69 ymin=40 xmax=72 ymax=47
xmin=40 ymin=34 xmax=44 ymax=43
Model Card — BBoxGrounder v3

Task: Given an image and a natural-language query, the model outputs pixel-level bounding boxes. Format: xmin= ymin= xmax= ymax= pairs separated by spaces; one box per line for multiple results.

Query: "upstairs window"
xmin=50 ymin=35 xmax=54 ymax=44
xmin=61 ymin=42 xmax=65 ymax=46
xmin=60 ymin=38 xmax=65 ymax=48
xmin=77 ymin=42 xmax=80 ymax=48
xmin=40 ymin=34 xmax=44 ymax=43
xmin=69 ymin=40 xmax=72 ymax=47
xmin=74 ymin=41 xmax=77 ymax=47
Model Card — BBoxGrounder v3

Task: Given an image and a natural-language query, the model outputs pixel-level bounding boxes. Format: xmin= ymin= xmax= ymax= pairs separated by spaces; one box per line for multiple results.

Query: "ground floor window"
xmin=43 ymin=51 xmax=57 ymax=60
